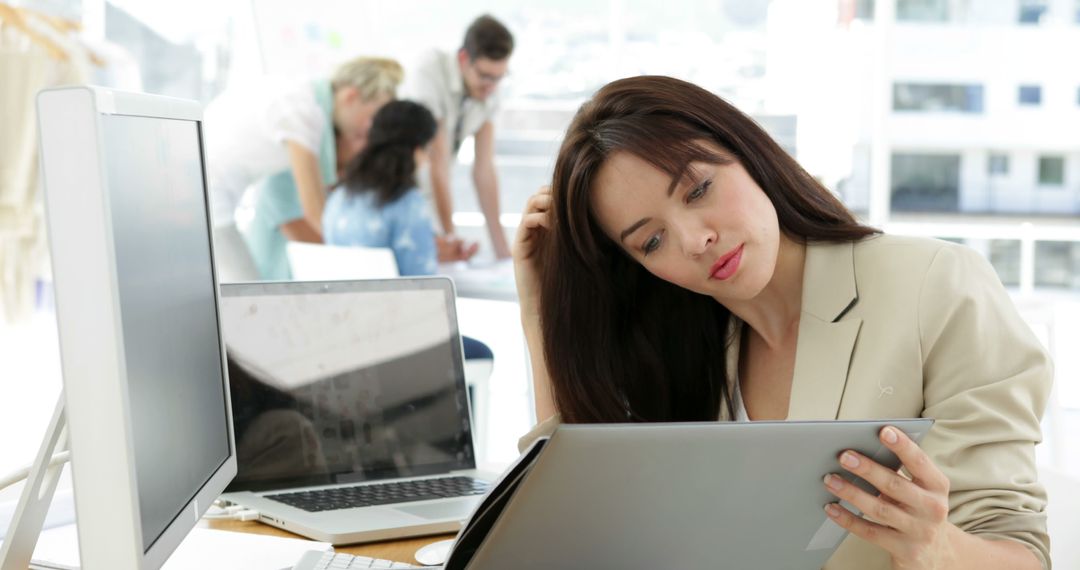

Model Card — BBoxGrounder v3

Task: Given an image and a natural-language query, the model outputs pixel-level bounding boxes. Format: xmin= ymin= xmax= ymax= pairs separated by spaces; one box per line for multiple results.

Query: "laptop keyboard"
xmin=268 ymin=476 xmax=489 ymax=512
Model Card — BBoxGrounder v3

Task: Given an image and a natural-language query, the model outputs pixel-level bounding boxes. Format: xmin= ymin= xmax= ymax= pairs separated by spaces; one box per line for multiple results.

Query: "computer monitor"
xmin=33 ymin=86 xmax=236 ymax=568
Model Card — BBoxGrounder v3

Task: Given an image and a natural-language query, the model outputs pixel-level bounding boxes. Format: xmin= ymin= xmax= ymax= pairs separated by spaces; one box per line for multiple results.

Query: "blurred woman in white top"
xmin=203 ymin=57 xmax=403 ymax=281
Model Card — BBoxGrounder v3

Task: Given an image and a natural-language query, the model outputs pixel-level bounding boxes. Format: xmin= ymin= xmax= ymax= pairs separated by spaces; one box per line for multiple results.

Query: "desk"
xmin=203 ymin=519 xmax=456 ymax=565
xmin=437 ymin=260 xmax=517 ymax=302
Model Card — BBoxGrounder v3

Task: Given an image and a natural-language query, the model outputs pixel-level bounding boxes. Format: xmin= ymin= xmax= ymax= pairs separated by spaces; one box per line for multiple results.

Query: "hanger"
xmin=0 ymin=2 xmax=69 ymax=61
xmin=25 ymin=7 xmax=81 ymax=34
xmin=17 ymin=5 xmax=106 ymax=66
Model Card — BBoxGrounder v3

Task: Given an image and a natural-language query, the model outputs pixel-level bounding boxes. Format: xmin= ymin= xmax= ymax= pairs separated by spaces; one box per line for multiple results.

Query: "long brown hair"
xmin=540 ymin=75 xmax=878 ymax=424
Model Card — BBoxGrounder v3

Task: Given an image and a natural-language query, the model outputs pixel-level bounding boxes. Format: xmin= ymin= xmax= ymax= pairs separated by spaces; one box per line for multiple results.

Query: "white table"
xmin=437 ymin=259 xmax=517 ymax=302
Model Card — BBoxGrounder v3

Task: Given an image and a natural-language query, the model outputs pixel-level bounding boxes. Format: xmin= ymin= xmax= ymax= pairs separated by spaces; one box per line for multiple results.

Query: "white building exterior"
xmin=769 ymin=0 xmax=1080 ymax=216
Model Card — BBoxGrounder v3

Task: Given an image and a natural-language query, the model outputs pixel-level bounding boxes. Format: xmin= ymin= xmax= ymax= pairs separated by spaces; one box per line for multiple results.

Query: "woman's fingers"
xmin=524 ymin=191 xmax=552 ymax=215
xmin=435 ymin=234 xmax=477 ymax=262
xmin=515 ymin=188 xmax=554 ymax=247
xmin=833 ymin=449 xmax=926 ymax=517
xmin=520 ymin=211 xmax=551 ymax=230
xmin=879 ymin=426 xmax=950 ymax=495
xmin=824 ymin=470 xmax=914 ymax=534
xmin=824 ymin=502 xmax=903 ymax=552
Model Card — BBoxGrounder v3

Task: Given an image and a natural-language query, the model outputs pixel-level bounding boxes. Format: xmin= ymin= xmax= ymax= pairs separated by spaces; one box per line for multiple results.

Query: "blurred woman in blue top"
xmin=323 ymin=100 xmax=441 ymax=276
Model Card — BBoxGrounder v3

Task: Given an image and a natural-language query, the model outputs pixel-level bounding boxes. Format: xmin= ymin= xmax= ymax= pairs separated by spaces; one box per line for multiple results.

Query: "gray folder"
xmin=450 ymin=419 xmax=933 ymax=569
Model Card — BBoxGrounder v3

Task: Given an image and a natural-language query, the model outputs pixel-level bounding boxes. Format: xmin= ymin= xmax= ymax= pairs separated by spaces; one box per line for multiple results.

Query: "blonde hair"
xmin=331 ymin=57 xmax=404 ymax=101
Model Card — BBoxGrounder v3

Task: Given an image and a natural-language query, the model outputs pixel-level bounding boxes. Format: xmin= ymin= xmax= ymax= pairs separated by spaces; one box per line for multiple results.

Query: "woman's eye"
xmin=643 ymin=234 xmax=662 ymax=255
xmin=687 ymin=179 xmax=712 ymax=202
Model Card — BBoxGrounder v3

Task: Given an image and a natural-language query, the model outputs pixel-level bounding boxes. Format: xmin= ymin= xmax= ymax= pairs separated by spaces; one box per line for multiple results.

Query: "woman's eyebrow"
xmin=666 ymin=166 xmax=703 ymax=197
xmin=620 ymin=218 xmax=651 ymax=243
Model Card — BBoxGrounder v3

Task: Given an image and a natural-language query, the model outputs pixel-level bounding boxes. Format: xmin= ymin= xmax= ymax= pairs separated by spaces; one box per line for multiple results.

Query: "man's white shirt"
xmin=403 ymin=49 xmax=501 ymax=155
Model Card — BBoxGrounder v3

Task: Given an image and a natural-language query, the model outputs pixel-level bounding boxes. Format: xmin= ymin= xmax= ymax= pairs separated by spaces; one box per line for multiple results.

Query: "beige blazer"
xmin=519 ymin=234 xmax=1052 ymax=569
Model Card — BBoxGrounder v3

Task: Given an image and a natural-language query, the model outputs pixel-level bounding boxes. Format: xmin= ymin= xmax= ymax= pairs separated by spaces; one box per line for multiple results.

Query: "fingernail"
xmin=824 ymin=474 xmax=843 ymax=491
xmin=825 ymin=503 xmax=841 ymax=518
xmin=840 ymin=452 xmax=860 ymax=469
xmin=882 ymin=427 xmax=899 ymax=444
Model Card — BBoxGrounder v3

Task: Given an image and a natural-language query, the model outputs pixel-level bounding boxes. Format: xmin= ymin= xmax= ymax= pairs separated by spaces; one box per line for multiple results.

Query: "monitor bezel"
xmin=36 ymin=85 xmax=237 ymax=569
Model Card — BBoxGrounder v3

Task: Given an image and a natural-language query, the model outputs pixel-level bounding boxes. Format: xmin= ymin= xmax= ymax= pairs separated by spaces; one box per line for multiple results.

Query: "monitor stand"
xmin=0 ymin=395 xmax=68 ymax=570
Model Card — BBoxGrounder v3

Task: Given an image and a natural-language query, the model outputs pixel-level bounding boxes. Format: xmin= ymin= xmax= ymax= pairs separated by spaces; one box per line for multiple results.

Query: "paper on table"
xmin=437 ymin=259 xmax=517 ymax=302
xmin=28 ymin=524 xmax=332 ymax=570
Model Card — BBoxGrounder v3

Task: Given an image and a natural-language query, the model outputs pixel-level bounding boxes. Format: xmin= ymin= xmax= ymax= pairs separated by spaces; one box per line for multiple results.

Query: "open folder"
xmin=442 ymin=437 xmax=549 ymax=569
xmin=438 ymin=418 xmax=932 ymax=570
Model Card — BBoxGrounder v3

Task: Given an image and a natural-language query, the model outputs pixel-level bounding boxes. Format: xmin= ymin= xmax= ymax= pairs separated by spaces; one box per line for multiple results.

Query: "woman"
xmin=513 ymin=76 xmax=1051 ymax=569
xmin=324 ymin=99 xmax=489 ymax=361
xmin=205 ymin=56 xmax=403 ymax=281
xmin=322 ymin=99 xmax=453 ymax=276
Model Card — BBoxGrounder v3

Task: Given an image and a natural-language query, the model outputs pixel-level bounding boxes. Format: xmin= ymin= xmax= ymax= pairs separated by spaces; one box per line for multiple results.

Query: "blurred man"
xmin=405 ymin=15 xmax=514 ymax=260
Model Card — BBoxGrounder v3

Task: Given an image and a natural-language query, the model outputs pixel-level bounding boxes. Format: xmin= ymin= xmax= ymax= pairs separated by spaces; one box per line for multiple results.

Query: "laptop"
xmin=216 ymin=278 xmax=494 ymax=545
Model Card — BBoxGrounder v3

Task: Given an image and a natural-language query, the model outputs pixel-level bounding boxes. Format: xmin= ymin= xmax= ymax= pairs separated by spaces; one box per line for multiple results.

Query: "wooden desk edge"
xmin=202 ymin=519 xmax=456 ymax=564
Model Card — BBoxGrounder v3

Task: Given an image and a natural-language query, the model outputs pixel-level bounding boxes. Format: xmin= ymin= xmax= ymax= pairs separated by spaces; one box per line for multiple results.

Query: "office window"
xmin=898 ymin=0 xmax=948 ymax=21
xmin=1019 ymin=0 xmax=1049 ymax=23
xmin=1038 ymin=156 xmax=1065 ymax=185
xmin=988 ymin=153 xmax=1009 ymax=176
xmin=856 ymin=0 xmax=874 ymax=19
xmin=1018 ymin=85 xmax=1042 ymax=105
xmin=839 ymin=0 xmax=875 ymax=21
xmin=989 ymin=240 xmax=1021 ymax=287
xmin=893 ymin=83 xmax=984 ymax=113
xmin=1035 ymin=241 xmax=1080 ymax=290
xmin=891 ymin=153 xmax=961 ymax=212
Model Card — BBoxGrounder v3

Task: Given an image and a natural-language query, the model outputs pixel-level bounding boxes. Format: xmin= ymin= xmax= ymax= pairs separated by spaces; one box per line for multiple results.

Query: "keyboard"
xmin=292 ymin=550 xmax=419 ymax=569
xmin=269 ymin=476 xmax=489 ymax=512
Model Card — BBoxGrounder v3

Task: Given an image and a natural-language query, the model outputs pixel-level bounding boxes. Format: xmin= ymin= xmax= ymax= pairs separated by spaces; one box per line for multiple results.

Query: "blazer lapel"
xmin=787 ymin=241 xmax=862 ymax=420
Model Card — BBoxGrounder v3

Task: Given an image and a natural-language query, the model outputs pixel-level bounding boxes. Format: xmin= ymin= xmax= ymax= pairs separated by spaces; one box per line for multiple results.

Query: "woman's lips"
xmin=710 ymin=244 xmax=744 ymax=281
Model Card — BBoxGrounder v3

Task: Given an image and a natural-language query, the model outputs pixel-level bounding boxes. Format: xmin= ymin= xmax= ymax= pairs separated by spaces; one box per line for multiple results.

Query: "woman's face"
xmin=334 ymin=88 xmax=393 ymax=163
xmin=590 ymin=143 xmax=782 ymax=303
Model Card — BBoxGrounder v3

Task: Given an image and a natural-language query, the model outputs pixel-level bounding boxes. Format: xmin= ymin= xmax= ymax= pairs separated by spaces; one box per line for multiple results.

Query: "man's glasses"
xmin=470 ymin=64 xmax=508 ymax=85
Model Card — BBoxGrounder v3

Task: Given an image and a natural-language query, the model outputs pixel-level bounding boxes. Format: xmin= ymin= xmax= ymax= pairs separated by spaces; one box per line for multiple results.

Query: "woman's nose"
xmin=679 ymin=225 xmax=715 ymax=258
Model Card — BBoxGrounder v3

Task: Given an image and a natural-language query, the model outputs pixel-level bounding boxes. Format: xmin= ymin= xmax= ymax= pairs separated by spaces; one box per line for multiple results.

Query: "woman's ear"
xmin=414 ymin=146 xmax=430 ymax=168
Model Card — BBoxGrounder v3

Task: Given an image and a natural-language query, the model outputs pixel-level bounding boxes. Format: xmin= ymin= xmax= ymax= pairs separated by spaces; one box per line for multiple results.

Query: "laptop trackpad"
xmin=396 ymin=500 xmax=473 ymax=521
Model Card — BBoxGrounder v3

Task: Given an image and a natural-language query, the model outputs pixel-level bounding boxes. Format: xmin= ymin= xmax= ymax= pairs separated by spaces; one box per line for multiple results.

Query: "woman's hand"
xmin=823 ymin=426 xmax=959 ymax=570
xmin=436 ymin=234 xmax=479 ymax=262
xmin=512 ymin=186 xmax=553 ymax=316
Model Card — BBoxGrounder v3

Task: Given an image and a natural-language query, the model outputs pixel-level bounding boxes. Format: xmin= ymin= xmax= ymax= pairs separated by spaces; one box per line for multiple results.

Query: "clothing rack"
xmin=0 ymin=2 xmax=104 ymax=65
xmin=0 ymin=2 xmax=67 ymax=59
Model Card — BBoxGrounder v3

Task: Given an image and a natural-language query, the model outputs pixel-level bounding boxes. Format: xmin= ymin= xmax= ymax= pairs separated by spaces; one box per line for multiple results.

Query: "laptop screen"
xmin=218 ymin=278 xmax=475 ymax=492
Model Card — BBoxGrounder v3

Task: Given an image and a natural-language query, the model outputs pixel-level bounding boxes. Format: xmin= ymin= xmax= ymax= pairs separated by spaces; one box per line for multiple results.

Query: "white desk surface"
xmin=437 ymin=259 xmax=517 ymax=302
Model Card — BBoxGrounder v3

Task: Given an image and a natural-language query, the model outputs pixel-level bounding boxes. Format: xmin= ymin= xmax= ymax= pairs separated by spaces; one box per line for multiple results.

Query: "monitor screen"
xmin=100 ymin=114 xmax=231 ymax=552
xmin=218 ymin=281 xmax=474 ymax=492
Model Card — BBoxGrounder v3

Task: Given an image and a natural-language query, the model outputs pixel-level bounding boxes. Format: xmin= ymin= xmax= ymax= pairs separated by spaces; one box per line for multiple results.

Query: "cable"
xmin=204 ymin=504 xmax=246 ymax=516
xmin=0 ymin=451 xmax=70 ymax=492
xmin=201 ymin=509 xmax=260 ymax=521
xmin=201 ymin=504 xmax=261 ymax=521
